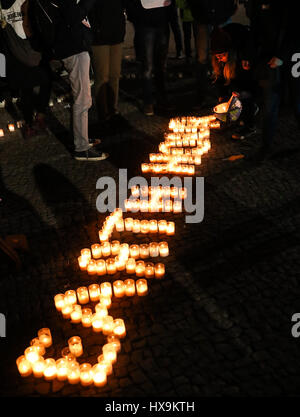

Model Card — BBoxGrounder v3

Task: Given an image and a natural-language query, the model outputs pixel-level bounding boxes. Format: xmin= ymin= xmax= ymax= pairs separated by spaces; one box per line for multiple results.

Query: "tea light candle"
xmin=24 ymin=346 xmax=40 ymax=364
xmin=43 ymin=358 xmax=57 ymax=381
xmin=68 ymin=336 xmax=83 ymax=357
xmin=8 ymin=123 xmax=15 ymax=132
xmin=159 ymin=242 xmax=169 ymax=257
xmin=135 ymin=261 xmax=145 ymax=277
xmin=140 ymin=220 xmax=149 ymax=234
xmin=0 ymin=129 xmax=4 ymax=137
xmin=107 ymin=335 xmax=121 ymax=353
xmin=99 ymin=231 xmax=109 ymax=242
xmin=173 ymin=200 xmax=182 ymax=213
xmin=103 ymin=343 xmax=117 ymax=363
xmin=111 ymin=240 xmax=120 ymax=256
xmin=129 ymin=244 xmax=140 ymax=259
xmin=131 ymin=185 xmax=140 ymax=198
xmin=81 ymin=248 xmax=91 ymax=262
xmin=113 ymin=319 xmax=126 ymax=339
xmin=32 ymin=357 xmax=45 ymax=378
xmin=158 ymin=220 xmax=167 ymax=233
xmin=88 ymin=284 xmax=100 ymax=302
xmin=65 ymin=290 xmax=77 ymax=305
xmin=68 ymin=362 xmax=80 ymax=384
xmin=16 ymin=356 xmax=32 ymax=377
xmin=119 ymin=243 xmax=129 ymax=260
xmin=115 ymin=219 xmax=124 ymax=232
xmin=155 ymin=263 xmax=165 ymax=279
xmin=97 ymin=355 xmax=113 ymax=376
xmin=101 ymin=282 xmax=112 ymax=297
xmin=91 ymin=243 xmax=102 ymax=259
xmin=149 ymin=242 xmax=159 ymax=257
xmin=80 ymin=363 xmax=93 ymax=386
xmin=78 ymin=256 xmax=88 ymax=271
xmin=124 ymin=279 xmax=136 ymax=296
xmin=101 ymin=242 xmax=111 ymax=257
xmin=81 ymin=308 xmax=93 ymax=327
xmin=126 ymin=258 xmax=136 ymax=274
xmin=76 ymin=287 xmax=89 ymax=304
xmin=136 ymin=279 xmax=148 ymax=296
xmin=115 ymin=256 xmax=126 ymax=271
xmin=125 ymin=217 xmax=134 ymax=231
xmin=92 ymin=314 xmax=103 ymax=332
xmin=95 ymin=303 xmax=108 ymax=317
xmin=54 ymin=294 xmax=65 ymax=311
xmin=87 ymin=259 xmax=97 ymax=275
xmin=99 ymin=295 xmax=111 ymax=308
xmin=61 ymin=301 xmax=73 ymax=319
xmin=56 ymin=358 xmax=69 ymax=381
xmin=140 ymin=200 xmax=149 ymax=212
xmin=166 ymin=221 xmax=175 ymax=235
xmin=70 ymin=304 xmax=82 ymax=324
xmin=38 ymin=328 xmax=52 ymax=348
xmin=102 ymin=315 xmax=114 ymax=335
xmin=132 ymin=219 xmax=141 ymax=233
xmin=106 ymin=258 xmax=117 ymax=275
xmin=113 ymin=280 xmax=125 ymax=298
xmin=149 ymin=220 xmax=158 ymax=233
xmin=164 ymin=200 xmax=173 ymax=213
xmin=92 ymin=363 xmax=107 ymax=387
xmin=145 ymin=262 xmax=155 ymax=278
xmin=30 ymin=338 xmax=46 ymax=356
xmin=139 ymin=244 xmax=149 ymax=259
xmin=96 ymin=259 xmax=106 ymax=276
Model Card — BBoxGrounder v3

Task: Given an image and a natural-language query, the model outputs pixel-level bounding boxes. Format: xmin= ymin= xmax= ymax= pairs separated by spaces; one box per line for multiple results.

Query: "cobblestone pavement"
xmin=1 ymin=48 xmax=300 ymax=398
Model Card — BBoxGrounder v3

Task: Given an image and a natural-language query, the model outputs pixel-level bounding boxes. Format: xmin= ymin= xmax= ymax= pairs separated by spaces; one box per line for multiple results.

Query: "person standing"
xmin=88 ymin=0 xmax=126 ymax=127
xmin=176 ymin=0 xmax=196 ymax=63
xmin=169 ymin=0 xmax=183 ymax=59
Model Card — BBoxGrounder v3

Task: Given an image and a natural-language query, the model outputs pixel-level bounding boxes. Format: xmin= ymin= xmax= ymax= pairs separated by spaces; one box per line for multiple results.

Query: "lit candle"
xmin=81 ymin=308 xmax=93 ymax=327
xmin=125 ymin=217 xmax=134 ymax=231
xmin=0 ymin=129 xmax=4 ymax=137
xmin=16 ymin=355 xmax=32 ymax=377
xmin=111 ymin=240 xmax=120 ymax=256
xmin=30 ymin=338 xmax=46 ymax=356
xmin=166 ymin=221 xmax=175 ymax=236
xmin=78 ymin=256 xmax=88 ymax=271
xmin=139 ymin=244 xmax=149 ymax=259
xmin=158 ymin=220 xmax=167 ymax=233
xmin=132 ymin=219 xmax=141 ymax=233
xmin=124 ymin=279 xmax=136 ymax=296
xmin=164 ymin=200 xmax=173 ymax=213
xmin=62 ymin=301 xmax=73 ymax=319
xmin=54 ymin=294 xmax=65 ymax=311
xmin=81 ymin=248 xmax=91 ymax=262
xmin=43 ymin=358 xmax=57 ymax=381
xmin=135 ymin=261 xmax=145 ymax=277
xmin=149 ymin=242 xmax=159 ymax=257
xmin=97 ymin=355 xmax=113 ymax=376
xmin=102 ymin=343 xmax=117 ymax=364
xmin=131 ymin=185 xmax=140 ymax=198
xmin=140 ymin=200 xmax=149 ymax=212
xmin=126 ymin=258 xmax=136 ymax=274
xmin=159 ymin=242 xmax=169 ymax=257
xmin=155 ymin=263 xmax=165 ymax=279
xmin=88 ymin=284 xmax=101 ymax=302
xmin=99 ymin=231 xmax=109 ymax=242
xmin=92 ymin=313 xmax=103 ymax=333
xmin=115 ymin=219 xmax=124 ymax=232
xmin=8 ymin=123 xmax=15 ymax=132
xmin=24 ymin=346 xmax=40 ymax=364
xmin=76 ymin=287 xmax=89 ymax=304
xmin=56 ymin=358 xmax=69 ymax=381
xmin=173 ymin=200 xmax=182 ymax=213
xmin=38 ymin=328 xmax=52 ymax=348
xmin=101 ymin=242 xmax=111 ymax=257
xmin=102 ymin=315 xmax=114 ymax=335
xmin=99 ymin=295 xmax=111 ymax=308
xmin=67 ymin=361 xmax=80 ymax=384
xmin=139 ymin=220 xmax=149 ymax=234
xmin=92 ymin=363 xmax=107 ymax=387
xmin=68 ymin=336 xmax=83 ymax=358
xmin=107 ymin=335 xmax=121 ymax=353
xmin=113 ymin=280 xmax=125 ymax=298
xmin=95 ymin=303 xmax=108 ymax=317
xmin=32 ymin=357 xmax=45 ymax=378
xmin=115 ymin=256 xmax=126 ymax=271
xmin=129 ymin=244 xmax=140 ymax=259
xmin=136 ymin=279 xmax=148 ymax=296
xmin=119 ymin=243 xmax=129 ymax=260
xmin=100 ymin=282 xmax=112 ymax=297
xmin=149 ymin=220 xmax=158 ymax=233
xmin=64 ymin=290 xmax=77 ymax=305
xmin=91 ymin=243 xmax=102 ymax=259
xmin=96 ymin=259 xmax=106 ymax=276
xmin=113 ymin=319 xmax=126 ymax=339
xmin=145 ymin=262 xmax=155 ymax=278
xmin=106 ymin=258 xmax=117 ymax=275
xmin=80 ymin=363 xmax=93 ymax=386
xmin=70 ymin=304 xmax=82 ymax=324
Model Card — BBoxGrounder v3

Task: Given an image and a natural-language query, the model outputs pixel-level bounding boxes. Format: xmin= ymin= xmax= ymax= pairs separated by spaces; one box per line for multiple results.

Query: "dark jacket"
xmin=125 ymin=0 xmax=171 ymax=28
xmin=187 ymin=0 xmax=237 ymax=25
xmin=29 ymin=0 xmax=96 ymax=60
xmin=88 ymin=0 xmax=126 ymax=45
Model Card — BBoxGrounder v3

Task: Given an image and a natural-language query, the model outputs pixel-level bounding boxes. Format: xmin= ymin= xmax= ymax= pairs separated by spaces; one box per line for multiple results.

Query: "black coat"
xmin=187 ymin=0 xmax=237 ymax=25
xmin=124 ymin=0 xmax=171 ymax=28
xmin=88 ymin=0 xmax=126 ymax=45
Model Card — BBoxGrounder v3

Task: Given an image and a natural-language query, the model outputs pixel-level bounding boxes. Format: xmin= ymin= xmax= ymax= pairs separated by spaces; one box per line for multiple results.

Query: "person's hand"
xmin=242 ymin=60 xmax=251 ymax=70
xmin=268 ymin=56 xmax=283 ymax=68
xmin=232 ymin=91 xmax=240 ymax=98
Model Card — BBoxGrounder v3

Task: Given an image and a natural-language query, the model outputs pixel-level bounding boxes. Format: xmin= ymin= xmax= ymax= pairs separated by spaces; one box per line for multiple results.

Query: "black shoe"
xmin=143 ymin=104 xmax=154 ymax=116
xmin=232 ymin=126 xmax=257 ymax=141
xmin=74 ymin=148 xmax=109 ymax=161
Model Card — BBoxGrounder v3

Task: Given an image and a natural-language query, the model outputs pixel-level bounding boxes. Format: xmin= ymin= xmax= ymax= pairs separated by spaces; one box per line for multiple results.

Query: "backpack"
xmin=30 ymin=0 xmax=61 ymax=56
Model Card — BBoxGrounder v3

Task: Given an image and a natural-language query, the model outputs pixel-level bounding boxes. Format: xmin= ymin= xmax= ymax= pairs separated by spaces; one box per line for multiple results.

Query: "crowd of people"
xmin=0 ymin=0 xmax=299 ymax=162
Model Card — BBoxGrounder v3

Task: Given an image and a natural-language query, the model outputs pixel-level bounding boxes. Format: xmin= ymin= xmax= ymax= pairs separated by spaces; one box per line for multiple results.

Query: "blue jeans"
xmin=138 ymin=25 xmax=170 ymax=105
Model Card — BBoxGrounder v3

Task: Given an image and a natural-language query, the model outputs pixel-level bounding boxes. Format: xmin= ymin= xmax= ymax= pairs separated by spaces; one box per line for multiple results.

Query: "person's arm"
xmin=57 ymin=0 xmax=96 ymax=25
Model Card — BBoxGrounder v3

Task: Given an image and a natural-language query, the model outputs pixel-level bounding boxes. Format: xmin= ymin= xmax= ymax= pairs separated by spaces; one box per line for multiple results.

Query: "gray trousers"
xmin=62 ymin=51 xmax=92 ymax=152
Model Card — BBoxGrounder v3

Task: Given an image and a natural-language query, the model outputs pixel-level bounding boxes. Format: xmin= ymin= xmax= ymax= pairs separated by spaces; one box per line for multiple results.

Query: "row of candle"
xmin=164 ymin=130 xmax=210 ymax=141
xmin=168 ymin=115 xmax=216 ymax=130
xmin=98 ymin=208 xmax=124 ymax=243
xmin=114 ymin=219 xmax=175 ymax=234
xmin=124 ymin=198 xmax=183 ymax=213
xmin=81 ymin=241 xmax=169 ymax=261
xmin=131 ymin=185 xmax=187 ymax=199
xmin=141 ymin=163 xmax=195 ymax=175
xmin=158 ymin=140 xmax=211 ymax=155
xmin=0 ymin=122 xmax=23 ymax=137
xmin=149 ymin=153 xmax=202 ymax=165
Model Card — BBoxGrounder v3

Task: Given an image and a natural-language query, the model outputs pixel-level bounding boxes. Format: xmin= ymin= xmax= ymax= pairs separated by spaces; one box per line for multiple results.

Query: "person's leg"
xmin=154 ymin=25 xmax=170 ymax=105
xmin=182 ymin=21 xmax=192 ymax=59
xmin=108 ymin=43 xmax=123 ymax=116
xmin=19 ymin=87 xmax=35 ymax=126
xmin=62 ymin=52 xmax=92 ymax=153
xmin=194 ymin=23 xmax=211 ymax=103
xmin=35 ymin=65 xmax=52 ymax=129
xmin=140 ymin=26 xmax=156 ymax=108
xmin=169 ymin=1 xmax=183 ymax=57
xmin=91 ymin=45 xmax=110 ymax=122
